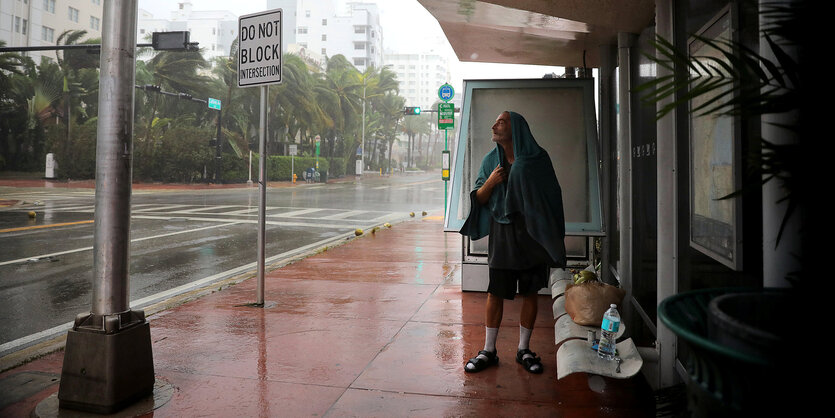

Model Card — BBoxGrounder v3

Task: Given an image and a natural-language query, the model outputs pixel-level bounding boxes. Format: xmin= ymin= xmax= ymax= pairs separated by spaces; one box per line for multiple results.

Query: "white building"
xmin=137 ymin=2 xmax=237 ymax=63
xmin=384 ymin=51 xmax=450 ymax=109
xmin=1 ymin=0 xmax=104 ymax=62
xmin=267 ymin=0 xmax=383 ymax=72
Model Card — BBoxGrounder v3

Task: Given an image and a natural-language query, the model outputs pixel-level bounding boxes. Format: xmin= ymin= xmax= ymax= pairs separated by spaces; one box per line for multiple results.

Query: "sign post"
xmin=289 ymin=144 xmax=297 ymax=181
xmin=239 ymin=9 xmax=282 ymax=306
xmin=438 ymin=83 xmax=455 ymax=212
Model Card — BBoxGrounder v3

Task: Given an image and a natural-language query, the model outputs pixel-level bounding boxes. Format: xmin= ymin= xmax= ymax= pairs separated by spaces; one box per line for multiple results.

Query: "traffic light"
xmin=404 ymin=106 xmax=421 ymax=115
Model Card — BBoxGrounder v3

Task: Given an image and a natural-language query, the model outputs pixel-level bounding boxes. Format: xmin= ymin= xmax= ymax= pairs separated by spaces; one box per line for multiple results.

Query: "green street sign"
xmin=438 ymin=102 xmax=454 ymax=130
xmin=208 ymin=97 xmax=221 ymax=110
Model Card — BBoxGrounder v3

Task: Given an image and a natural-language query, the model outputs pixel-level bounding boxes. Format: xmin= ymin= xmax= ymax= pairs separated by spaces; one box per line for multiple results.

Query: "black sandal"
xmin=516 ymin=348 xmax=543 ymax=374
xmin=464 ymin=349 xmax=498 ymax=373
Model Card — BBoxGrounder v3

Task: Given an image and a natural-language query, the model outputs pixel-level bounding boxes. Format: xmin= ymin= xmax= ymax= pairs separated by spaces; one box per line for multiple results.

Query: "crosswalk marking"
xmin=275 ymin=208 xmax=322 ymax=217
xmin=320 ymin=210 xmax=365 ymax=220
xmin=133 ymin=204 xmax=192 ymax=213
xmin=171 ymin=205 xmax=240 ymax=214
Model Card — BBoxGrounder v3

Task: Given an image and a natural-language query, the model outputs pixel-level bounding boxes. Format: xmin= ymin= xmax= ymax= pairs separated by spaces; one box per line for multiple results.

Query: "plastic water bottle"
xmin=597 ymin=304 xmax=620 ymax=360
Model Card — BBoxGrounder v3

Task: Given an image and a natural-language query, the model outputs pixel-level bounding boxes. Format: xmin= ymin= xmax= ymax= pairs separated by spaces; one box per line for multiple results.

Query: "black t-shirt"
xmin=488 ymin=214 xmax=552 ymax=270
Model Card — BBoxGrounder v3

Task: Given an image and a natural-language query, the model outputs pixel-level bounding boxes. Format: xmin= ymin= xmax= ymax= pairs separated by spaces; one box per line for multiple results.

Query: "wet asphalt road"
xmin=0 ymin=173 xmax=445 ymax=354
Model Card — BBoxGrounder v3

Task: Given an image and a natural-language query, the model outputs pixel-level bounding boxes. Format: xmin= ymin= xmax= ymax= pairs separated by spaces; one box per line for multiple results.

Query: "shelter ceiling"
xmin=418 ymin=0 xmax=655 ymax=67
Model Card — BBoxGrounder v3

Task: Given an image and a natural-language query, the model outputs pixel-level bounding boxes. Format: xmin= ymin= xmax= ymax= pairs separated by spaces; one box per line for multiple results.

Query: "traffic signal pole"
xmin=58 ymin=0 xmax=155 ymax=413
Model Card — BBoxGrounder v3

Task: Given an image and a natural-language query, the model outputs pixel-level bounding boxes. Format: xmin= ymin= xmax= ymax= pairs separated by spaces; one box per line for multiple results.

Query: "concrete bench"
xmin=550 ymin=271 xmax=642 ymax=380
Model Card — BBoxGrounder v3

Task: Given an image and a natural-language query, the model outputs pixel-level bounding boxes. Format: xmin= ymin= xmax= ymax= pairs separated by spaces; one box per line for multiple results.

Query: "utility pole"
xmin=58 ymin=1 xmax=155 ymax=413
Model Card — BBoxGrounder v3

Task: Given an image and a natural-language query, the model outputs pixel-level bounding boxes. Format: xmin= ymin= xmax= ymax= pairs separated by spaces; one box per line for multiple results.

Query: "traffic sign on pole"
xmin=238 ymin=9 xmax=283 ymax=87
xmin=208 ymin=97 xmax=221 ymax=110
xmin=438 ymin=83 xmax=454 ymax=102
xmin=438 ymin=102 xmax=454 ymax=130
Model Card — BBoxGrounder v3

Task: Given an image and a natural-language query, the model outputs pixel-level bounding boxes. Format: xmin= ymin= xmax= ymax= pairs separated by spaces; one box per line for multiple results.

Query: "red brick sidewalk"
xmin=0 ymin=216 xmax=653 ymax=417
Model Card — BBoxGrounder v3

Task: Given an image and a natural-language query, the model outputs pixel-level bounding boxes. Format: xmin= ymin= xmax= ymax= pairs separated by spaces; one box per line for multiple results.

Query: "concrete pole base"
xmin=57 ymin=311 xmax=154 ymax=414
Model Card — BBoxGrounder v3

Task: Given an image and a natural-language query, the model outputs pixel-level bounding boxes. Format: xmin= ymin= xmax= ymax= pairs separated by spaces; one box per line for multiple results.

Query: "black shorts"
xmin=488 ymin=265 xmax=550 ymax=300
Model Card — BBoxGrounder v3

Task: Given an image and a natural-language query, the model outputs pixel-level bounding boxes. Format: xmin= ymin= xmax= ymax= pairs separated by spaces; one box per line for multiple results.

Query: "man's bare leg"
xmin=465 ymin=293 xmax=504 ymax=372
xmin=520 ymin=292 xmax=537 ymax=329
xmin=485 ymin=292 xmax=504 ymax=328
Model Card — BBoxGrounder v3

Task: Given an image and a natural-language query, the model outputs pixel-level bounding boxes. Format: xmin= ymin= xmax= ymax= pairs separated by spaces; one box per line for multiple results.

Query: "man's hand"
xmin=477 ymin=163 xmax=507 ymax=204
xmin=486 ymin=163 xmax=507 ymax=187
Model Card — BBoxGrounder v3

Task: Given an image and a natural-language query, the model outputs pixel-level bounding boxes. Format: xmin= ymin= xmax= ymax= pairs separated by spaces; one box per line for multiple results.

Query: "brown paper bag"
xmin=564 ymin=281 xmax=626 ymax=326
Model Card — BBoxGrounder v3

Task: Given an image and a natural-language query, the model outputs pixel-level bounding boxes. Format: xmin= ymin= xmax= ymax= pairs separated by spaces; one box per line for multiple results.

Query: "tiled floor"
xmin=0 ymin=217 xmax=654 ymax=417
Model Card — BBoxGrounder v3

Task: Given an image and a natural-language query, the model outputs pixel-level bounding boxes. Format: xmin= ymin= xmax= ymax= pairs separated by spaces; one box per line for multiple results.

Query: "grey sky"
xmin=137 ymin=0 xmax=563 ymax=86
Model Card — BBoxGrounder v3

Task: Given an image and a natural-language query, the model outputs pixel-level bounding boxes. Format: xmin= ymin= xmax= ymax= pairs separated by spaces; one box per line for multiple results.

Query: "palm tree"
xmin=1 ymin=57 xmax=63 ymax=171
xmin=136 ymin=48 xmax=212 ymax=174
xmin=271 ymin=54 xmax=329 ymax=153
xmin=55 ymin=30 xmax=99 ymax=169
xmin=401 ymin=112 xmax=430 ymax=168
xmin=316 ymin=55 xmax=362 ymax=166
xmin=0 ymin=41 xmax=27 ymax=170
xmin=377 ymin=93 xmax=405 ymax=174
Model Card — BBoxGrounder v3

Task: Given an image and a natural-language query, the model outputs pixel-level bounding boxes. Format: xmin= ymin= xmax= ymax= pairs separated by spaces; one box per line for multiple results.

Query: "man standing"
xmin=460 ymin=111 xmax=566 ymax=374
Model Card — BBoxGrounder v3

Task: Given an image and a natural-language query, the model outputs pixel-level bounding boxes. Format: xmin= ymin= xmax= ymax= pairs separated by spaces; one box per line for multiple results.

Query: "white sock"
xmin=519 ymin=325 xmax=532 ymax=351
xmin=484 ymin=327 xmax=499 ymax=352
xmin=466 ymin=327 xmax=499 ymax=371
xmin=518 ymin=325 xmax=540 ymax=372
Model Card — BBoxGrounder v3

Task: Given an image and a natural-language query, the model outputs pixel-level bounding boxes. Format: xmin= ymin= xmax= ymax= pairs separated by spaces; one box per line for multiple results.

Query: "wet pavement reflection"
xmin=0 ymin=216 xmax=653 ymax=417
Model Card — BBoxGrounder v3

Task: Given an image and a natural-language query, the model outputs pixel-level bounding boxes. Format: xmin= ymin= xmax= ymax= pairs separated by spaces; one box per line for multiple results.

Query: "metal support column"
xmin=617 ymin=32 xmax=635 ymax=308
xmin=655 ymin=0 xmax=681 ymax=389
xmin=58 ymin=0 xmax=155 ymax=413
xmin=598 ymin=43 xmax=617 ymax=284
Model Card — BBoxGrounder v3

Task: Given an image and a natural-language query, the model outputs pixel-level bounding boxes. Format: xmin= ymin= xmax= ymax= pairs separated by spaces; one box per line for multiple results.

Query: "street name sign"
xmin=438 ymin=102 xmax=454 ymax=130
xmin=238 ymin=9 xmax=283 ymax=87
xmin=208 ymin=97 xmax=221 ymax=110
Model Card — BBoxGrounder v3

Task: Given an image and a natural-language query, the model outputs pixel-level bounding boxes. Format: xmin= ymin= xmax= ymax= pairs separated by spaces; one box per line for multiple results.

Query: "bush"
xmin=53 ymin=120 xmax=97 ymax=179
xmin=235 ymin=155 xmax=334 ymax=182
xmin=155 ymin=126 xmax=214 ymax=182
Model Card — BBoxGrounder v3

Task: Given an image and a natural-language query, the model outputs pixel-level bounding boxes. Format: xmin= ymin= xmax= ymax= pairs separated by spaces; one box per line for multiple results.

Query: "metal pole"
xmin=444 ymin=129 xmax=448 ymax=211
xmin=59 ymin=1 xmax=154 ymax=412
xmin=361 ymin=83 xmax=366 ymax=176
xmin=91 ymin=0 xmax=138 ymax=316
xmin=257 ymin=85 xmax=267 ymax=304
xmin=214 ymin=107 xmax=222 ymax=183
xmin=248 ymin=150 xmax=253 ymax=186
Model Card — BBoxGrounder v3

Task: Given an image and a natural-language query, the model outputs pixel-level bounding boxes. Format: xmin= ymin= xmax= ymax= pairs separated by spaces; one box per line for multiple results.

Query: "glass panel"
xmin=688 ymin=9 xmax=742 ymax=270
xmin=445 ymin=78 xmax=602 ymax=235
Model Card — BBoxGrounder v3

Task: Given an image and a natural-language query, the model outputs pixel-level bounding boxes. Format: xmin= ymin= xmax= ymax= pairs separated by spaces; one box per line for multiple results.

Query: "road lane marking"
xmin=0 ymin=220 xmax=94 ymax=234
xmin=0 ymin=222 xmax=242 ymax=267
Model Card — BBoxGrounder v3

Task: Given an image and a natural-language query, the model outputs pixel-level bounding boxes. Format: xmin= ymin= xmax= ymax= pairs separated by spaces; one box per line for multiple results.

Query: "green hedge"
xmin=221 ymin=154 xmax=343 ymax=182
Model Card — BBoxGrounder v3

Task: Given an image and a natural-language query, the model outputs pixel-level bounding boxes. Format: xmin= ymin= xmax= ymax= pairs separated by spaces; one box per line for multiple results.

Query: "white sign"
xmin=289 ymin=144 xmax=297 ymax=156
xmin=238 ymin=9 xmax=283 ymax=87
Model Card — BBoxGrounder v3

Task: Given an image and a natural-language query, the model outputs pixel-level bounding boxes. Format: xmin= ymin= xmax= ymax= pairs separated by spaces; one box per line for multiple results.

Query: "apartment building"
xmin=136 ymin=2 xmax=237 ymax=63
xmin=268 ymin=0 xmax=383 ymax=72
xmin=384 ymin=51 xmax=450 ymax=109
xmin=1 ymin=0 xmax=103 ymax=62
